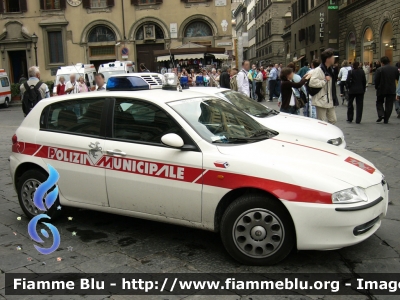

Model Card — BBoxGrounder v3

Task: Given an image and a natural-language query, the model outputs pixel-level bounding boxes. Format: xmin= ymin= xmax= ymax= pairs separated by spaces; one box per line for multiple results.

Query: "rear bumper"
xmin=282 ymin=182 xmax=388 ymax=250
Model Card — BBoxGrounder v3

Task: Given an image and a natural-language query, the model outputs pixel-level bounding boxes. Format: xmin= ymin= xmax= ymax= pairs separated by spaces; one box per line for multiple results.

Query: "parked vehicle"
xmin=0 ymin=69 xmax=11 ymax=108
xmin=10 ymin=74 xmax=388 ymax=265
xmin=98 ymin=61 xmax=135 ymax=83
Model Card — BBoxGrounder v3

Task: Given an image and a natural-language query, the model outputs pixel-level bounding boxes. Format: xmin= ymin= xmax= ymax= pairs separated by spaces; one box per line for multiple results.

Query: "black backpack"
xmin=22 ymin=81 xmax=43 ymax=115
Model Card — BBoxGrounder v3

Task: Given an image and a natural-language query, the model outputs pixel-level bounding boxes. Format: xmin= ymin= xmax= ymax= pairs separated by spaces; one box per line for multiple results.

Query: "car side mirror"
xmin=161 ymin=133 xmax=184 ymax=148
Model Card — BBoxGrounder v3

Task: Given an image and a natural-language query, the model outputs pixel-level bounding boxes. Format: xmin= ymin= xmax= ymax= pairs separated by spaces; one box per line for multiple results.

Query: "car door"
xmin=35 ymin=97 xmax=109 ymax=207
xmin=104 ymin=98 xmax=203 ymax=222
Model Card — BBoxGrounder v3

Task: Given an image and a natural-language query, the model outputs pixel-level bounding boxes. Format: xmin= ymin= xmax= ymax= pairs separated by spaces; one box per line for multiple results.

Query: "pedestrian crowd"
xmin=234 ymin=49 xmax=400 ymax=125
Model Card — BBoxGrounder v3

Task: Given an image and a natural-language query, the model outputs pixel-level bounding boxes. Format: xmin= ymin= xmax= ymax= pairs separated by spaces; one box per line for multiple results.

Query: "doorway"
xmin=136 ymin=43 xmax=164 ymax=72
xmin=8 ymin=50 xmax=28 ymax=83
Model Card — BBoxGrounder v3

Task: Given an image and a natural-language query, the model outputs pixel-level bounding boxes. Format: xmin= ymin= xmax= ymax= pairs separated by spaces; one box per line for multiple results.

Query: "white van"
xmin=0 ymin=69 xmax=11 ymax=108
xmin=53 ymin=63 xmax=97 ymax=95
xmin=98 ymin=61 xmax=135 ymax=83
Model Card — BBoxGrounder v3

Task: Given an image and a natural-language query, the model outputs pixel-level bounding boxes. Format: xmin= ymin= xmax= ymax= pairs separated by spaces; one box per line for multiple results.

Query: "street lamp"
xmin=31 ymin=33 xmax=38 ymax=66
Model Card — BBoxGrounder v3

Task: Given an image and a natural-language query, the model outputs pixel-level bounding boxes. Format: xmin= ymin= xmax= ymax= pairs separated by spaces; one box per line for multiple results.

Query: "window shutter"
xmin=20 ymin=0 xmax=28 ymax=12
xmin=39 ymin=0 xmax=44 ymax=10
xmin=107 ymin=0 xmax=115 ymax=7
xmin=0 ymin=2 xmax=3 ymax=13
xmin=60 ymin=0 xmax=66 ymax=9
xmin=82 ymin=0 xmax=91 ymax=8
xmin=131 ymin=0 xmax=139 ymax=5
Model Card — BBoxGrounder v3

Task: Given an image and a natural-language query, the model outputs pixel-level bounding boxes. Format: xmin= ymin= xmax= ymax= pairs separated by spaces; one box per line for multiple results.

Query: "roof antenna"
xmin=167 ymin=41 xmax=182 ymax=92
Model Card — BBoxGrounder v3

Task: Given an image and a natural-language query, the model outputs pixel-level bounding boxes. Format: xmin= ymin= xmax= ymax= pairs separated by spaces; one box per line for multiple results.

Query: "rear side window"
xmin=1 ymin=77 xmax=9 ymax=87
xmin=41 ymin=98 xmax=105 ymax=137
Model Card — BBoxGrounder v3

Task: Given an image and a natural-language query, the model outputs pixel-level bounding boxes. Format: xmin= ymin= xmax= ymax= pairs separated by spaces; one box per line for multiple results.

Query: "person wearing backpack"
xmin=19 ymin=66 xmax=49 ymax=117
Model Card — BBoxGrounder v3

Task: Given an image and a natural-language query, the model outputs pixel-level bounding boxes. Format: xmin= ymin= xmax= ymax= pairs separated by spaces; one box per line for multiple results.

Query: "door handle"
xmin=107 ymin=150 xmax=127 ymax=156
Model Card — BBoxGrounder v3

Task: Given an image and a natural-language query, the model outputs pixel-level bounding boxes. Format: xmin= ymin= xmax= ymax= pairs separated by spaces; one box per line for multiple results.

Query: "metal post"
xmin=34 ymin=43 xmax=38 ymax=66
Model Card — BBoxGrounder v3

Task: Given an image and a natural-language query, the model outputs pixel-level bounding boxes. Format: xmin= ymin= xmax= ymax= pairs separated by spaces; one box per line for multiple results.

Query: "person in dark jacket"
xmin=219 ymin=66 xmax=230 ymax=89
xmin=346 ymin=61 xmax=366 ymax=124
xmin=278 ymin=67 xmax=311 ymax=114
xmin=375 ymin=56 xmax=400 ymax=123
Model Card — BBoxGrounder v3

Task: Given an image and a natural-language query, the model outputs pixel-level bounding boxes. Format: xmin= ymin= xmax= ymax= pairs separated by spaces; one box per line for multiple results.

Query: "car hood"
xmin=257 ymin=113 xmax=344 ymax=144
xmin=216 ymin=133 xmax=382 ymax=189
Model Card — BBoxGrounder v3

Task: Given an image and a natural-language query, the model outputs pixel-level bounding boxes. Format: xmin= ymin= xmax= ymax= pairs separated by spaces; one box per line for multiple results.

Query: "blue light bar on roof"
xmin=106 ymin=76 xmax=150 ymax=91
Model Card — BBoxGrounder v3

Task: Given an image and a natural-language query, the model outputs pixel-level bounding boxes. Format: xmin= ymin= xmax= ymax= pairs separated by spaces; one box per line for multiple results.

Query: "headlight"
xmin=327 ymin=137 xmax=343 ymax=146
xmin=332 ymin=187 xmax=368 ymax=204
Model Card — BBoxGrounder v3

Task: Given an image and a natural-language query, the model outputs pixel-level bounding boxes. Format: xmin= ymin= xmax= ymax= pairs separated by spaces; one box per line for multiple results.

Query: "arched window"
xmin=184 ymin=21 xmax=212 ymax=37
xmin=135 ymin=24 xmax=165 ymax=40
xmin=88 ymin=26 xmax=116 ymax=43
xmin=347 ymin=32 xmax=356 ymax=63
xmin=362 ymin=27 xmax=373 ymax=64
xmin=381 ymin=22 xmax=393 ymax=62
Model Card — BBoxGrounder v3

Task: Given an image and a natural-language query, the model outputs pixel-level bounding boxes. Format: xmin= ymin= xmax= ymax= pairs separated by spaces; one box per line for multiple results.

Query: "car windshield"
xmin=168 ymin=97 xmax=278 ymax=144
xmin=217 ymin=90 xmax=279 ymax=118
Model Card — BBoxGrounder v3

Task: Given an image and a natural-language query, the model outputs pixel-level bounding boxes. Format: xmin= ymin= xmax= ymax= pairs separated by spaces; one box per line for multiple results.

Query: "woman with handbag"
xmin=278 ymin=67 xmax=311 ymax=115
xmin=346 ymin=61 xmax=366 ymax=124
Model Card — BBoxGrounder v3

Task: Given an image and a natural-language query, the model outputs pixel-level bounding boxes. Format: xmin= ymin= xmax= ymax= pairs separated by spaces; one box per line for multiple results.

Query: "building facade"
xmin=289 ymin=0 xmax=339 ymax=69
xmin=246 ymin=0 xmax=256 ymax=62
xmin=255 ymin=0 xmax=291 ymax=67
xmin=0 ymin=0 xmax=232 ymax=83
xmin=339 ymin=0 xmax=400 ymax=66
xmin=232 ymin=0 xmax=248 ymax=67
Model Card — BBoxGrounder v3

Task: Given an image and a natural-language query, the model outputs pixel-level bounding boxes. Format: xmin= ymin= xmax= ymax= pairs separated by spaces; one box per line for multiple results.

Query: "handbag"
xmin=292 ymin=88 xmax=305 ymax=109
xmin=295 ymin=96 xmax=305 ymax=109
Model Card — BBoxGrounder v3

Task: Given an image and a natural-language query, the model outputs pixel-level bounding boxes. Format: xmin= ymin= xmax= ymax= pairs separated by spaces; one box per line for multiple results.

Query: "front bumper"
xmin=282 ymin=181 xmax=388 ymax=250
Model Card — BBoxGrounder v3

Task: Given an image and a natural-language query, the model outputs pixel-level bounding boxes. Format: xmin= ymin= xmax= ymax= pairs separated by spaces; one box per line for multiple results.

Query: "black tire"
xmin=17 ymin=169 xmax=61 ymax=220
xmin=220 ymin=193 xmax=295 ymax=265
xmin=2 ymin=97 xmax=9 ymax=108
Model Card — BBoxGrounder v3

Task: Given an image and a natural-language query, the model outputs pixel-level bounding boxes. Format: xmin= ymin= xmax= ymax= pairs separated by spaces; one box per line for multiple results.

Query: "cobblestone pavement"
xmin=0 ymin=88 xmax=399 ymax=300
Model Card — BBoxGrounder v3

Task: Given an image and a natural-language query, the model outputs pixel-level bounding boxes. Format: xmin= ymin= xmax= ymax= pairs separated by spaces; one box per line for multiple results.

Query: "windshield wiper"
xmin=249 ymin=129 xmax=276 ymax=138
xmin=213 ymin=133 xmax=269 ymax=144
xmin=254 ymin=110 xmax=276 ymax=118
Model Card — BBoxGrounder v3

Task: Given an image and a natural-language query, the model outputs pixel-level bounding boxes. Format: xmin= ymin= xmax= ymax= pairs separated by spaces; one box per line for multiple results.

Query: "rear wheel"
xmin=220 ymin=193 xmax=295 ymax=265
xmin=2 ymin=97 xmax=9 ymax=108
xmin=17 ymin=169 xmax=61 ymax=220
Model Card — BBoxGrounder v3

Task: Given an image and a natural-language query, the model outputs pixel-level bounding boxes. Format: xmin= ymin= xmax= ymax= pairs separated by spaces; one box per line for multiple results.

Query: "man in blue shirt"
xmin=268 ymin=64 xmax=279 ymax=102
xmin=248 ymin=64 xmax=257 ymax=99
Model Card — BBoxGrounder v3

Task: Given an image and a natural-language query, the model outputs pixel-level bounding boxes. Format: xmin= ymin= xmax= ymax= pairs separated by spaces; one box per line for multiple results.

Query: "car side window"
xmin=113 ymin=98 xmax=181 ymax=144
xmin=42 ymin=98 xmax=105 ymax=137
xmin=1 ymin=77 xmax=9 ymax=87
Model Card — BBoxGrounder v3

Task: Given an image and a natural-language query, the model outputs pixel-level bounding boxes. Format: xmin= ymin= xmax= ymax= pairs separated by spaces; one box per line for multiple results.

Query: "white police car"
xmin=9 ymin=74 xmax=388 ymax=265
xmin=190 ymin=87 xmax=346 ymax=148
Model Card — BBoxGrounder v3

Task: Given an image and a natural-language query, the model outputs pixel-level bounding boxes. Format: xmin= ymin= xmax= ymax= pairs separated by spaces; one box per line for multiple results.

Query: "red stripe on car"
xmin=271 ymin=138 xmax=338 ymax=156
xmin=13 ymin=143 xmax=332 ymax=204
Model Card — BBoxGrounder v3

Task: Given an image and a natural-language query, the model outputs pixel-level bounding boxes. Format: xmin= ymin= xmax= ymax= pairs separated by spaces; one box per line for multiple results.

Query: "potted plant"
xmin=11 ymin=83 xmax=21 ymax=101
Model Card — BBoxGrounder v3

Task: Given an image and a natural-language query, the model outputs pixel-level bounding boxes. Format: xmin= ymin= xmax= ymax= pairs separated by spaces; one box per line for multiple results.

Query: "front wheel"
xmin=17 ymin=169 xmax=61 ymax=220
xmin=220 ymin=193 xmax=295 ymax=265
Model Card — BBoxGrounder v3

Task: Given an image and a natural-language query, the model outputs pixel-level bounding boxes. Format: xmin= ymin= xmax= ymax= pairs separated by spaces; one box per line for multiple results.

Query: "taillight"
xmin=12 ymin=134 xmax=17 ymax=145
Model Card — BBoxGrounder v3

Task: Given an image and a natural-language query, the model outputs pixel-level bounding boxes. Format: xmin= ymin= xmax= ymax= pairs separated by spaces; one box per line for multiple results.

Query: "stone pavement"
xmin=0 ymin=88 xmax=399 ymax=300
